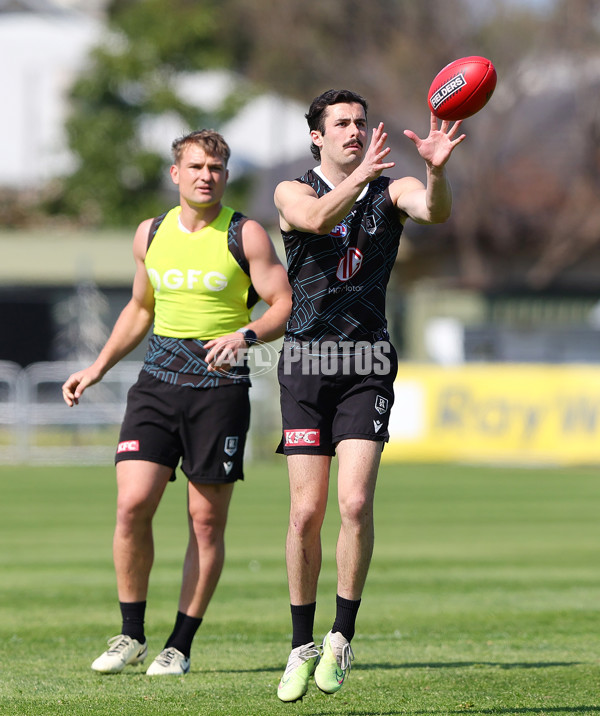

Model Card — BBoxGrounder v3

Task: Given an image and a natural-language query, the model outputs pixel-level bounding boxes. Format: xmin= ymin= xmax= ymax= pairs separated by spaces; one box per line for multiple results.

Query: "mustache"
xmin=343 ymin=139 xmax=363 ymax=149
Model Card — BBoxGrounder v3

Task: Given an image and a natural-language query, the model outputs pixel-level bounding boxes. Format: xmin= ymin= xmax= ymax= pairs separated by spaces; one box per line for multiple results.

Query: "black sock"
xmin=164 ymin=611 xmax=203 ymax=659
xmin=332 ymin=594 xmax=361 ymax=643
xmin=119 ymin=600 xmax=146 ymax=643
xmin=291 ymin=602 xmax=316 ymax=649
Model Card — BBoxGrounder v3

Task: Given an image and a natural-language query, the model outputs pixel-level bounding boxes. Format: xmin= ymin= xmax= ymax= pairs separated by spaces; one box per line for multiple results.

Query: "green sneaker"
xmin=277 ymin=642 xmax=320 ymax=702
xmin=314 ymin=630 xmax=354 ymax=694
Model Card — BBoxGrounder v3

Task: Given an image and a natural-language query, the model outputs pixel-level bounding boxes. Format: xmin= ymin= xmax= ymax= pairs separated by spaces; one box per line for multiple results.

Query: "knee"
xmin=289 ymin=504 xmax=325 ymax=538
xmin=189 ymin=509 xmax=227 ymax=547
xmin=339 ymin=493 xmax=372 ymax=528
xmin=116 ymin=494 xmax=154 ymax=530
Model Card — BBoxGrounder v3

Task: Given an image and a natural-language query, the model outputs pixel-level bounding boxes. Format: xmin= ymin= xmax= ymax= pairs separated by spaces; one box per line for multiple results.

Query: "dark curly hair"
xmin=305 ymin=89 xmax=368 ymax=161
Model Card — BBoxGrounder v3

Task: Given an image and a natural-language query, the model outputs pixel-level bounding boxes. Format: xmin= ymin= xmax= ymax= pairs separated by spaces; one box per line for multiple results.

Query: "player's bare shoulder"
xmin=133 ymin=217 xmax=156 ymax=260
xmin=240 ymin=217 xmax=274 ymax=258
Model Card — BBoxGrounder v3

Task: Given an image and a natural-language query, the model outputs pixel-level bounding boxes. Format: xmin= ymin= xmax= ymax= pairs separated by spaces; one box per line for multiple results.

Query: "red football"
xmin=428 ymin=56 xmax=497 ymax=121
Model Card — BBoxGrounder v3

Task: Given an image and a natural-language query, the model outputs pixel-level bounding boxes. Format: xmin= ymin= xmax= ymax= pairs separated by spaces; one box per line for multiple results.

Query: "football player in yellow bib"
xmin=62 ymin=130 xmax=291 ymax=676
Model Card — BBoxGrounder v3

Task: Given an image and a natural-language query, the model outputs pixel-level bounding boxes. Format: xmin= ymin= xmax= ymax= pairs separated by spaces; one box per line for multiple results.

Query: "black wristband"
xmin=237 ymin=328 xmax=258 ymax=347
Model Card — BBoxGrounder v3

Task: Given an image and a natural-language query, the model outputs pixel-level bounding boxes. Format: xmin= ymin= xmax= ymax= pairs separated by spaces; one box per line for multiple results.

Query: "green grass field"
xmin=0 ymin=461 xmax=598 ymax=715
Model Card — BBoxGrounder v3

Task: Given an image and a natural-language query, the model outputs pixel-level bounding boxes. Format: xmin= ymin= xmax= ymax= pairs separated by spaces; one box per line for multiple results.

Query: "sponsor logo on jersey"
xmin=328 ymin=284 xmax=364 ymax=294
xmin=223 ymin=461 xmax=234 ymax=475
xmin=375 ymin=395 xmax=389 ymax=415
xmin=336 ymin=247 xmax=363 ymax=281
xmin=373 ymin=420 xmax=383 ymax=433
xmin=117 ymin=440 xmax=140 ymax=453
xmin=147 ymin=267 xmax=228 ymax=292
xmin=330 ymin=222 xmax=348 ymax=238
xmin=224 ymin=436 xmax=239 ymax=456
xmin=284 ymin=429 xmax=320 ymax=446
xmin=430 ymin=73 xmax=467 ymax=111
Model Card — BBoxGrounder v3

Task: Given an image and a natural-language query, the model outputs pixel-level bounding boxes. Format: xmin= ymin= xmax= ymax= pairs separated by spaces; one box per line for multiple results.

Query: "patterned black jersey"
xmin=281 ymin=169 xmax=403 ymax=343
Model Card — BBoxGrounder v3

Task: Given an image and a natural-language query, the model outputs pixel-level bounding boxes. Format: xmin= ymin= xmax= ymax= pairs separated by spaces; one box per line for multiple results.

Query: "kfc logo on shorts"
xmin=224 ymin=436 xmax=239 ymax=456
xmin=330 ymin=222 xmax=348 ymax=239
xmin=336 ymin=247 xmax=363 ymax=281
xmin=374 ymin=395 xmax=389 ymax=415
xmin=117 ymin=440 xmax=140 ymax=453
xmin=284 ymin=429 xmax=321 ymax=446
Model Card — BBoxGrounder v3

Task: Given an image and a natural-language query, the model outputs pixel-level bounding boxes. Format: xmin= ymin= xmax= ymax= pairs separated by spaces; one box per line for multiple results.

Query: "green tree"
xmin=52 ymin=0 xmax=513 ymax=232
xmin=51 ymin=0 xmax=247 ymax=227
xmin=52 ymin=0 xmax=600 ymax=291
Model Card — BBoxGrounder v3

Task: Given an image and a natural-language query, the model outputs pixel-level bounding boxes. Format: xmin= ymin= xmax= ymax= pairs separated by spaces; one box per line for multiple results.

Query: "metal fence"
xmin=0 ymin=360 xmax=140 ymax=464
xmin=0 ymin=360 xmax=280 ymax=465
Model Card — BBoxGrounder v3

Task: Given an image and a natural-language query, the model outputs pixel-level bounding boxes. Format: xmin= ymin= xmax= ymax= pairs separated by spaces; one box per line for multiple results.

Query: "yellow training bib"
xmin=145 ymin=206 xmax=253 ymax=339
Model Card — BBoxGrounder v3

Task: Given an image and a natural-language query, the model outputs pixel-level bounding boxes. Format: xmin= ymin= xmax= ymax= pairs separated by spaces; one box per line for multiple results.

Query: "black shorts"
xmin=115 ymin=369 xmax=250 ymax=483
xmin=276 ymin=341 xmax=398 ymax=456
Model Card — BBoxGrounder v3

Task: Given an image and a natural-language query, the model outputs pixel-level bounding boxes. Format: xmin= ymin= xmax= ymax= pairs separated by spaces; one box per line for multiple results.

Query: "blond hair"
xmin=171 ymin=129 xmax=231 ymax=166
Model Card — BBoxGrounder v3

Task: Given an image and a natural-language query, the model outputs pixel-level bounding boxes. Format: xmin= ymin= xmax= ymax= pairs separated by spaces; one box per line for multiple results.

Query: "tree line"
xmin=40 ymin=0 xmax=600 ymax=290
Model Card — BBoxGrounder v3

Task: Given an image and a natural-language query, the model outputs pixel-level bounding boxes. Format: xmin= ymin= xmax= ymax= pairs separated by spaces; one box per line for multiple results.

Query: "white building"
xmin=0 ymin=1 xmax=103 ymax=187
xmin=0 ymin=0 xmax=308 ymax=189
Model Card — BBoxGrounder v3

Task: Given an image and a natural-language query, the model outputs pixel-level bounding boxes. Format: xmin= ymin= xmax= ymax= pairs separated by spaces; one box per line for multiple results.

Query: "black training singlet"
xmin=281 ymin=169 xmax=404 ymax=343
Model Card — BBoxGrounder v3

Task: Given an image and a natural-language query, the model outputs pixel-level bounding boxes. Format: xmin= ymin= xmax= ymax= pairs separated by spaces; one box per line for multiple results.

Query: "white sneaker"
xmin=91 ymin=635 xmax=148 ymax=673
xmin=146 ymin=647 xmax=190 ymax=675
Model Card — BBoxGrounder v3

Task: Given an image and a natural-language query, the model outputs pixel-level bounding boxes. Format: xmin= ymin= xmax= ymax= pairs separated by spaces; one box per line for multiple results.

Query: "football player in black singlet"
xmin=274 ymin=89 xmax=466 ymax=702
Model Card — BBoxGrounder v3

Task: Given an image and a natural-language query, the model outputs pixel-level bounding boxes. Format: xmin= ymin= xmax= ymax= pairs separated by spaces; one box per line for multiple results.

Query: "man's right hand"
xmin=355 ymin=122 xmax=396 ymax=185
xmin=62 ymin=367 xmax=102 ymax=407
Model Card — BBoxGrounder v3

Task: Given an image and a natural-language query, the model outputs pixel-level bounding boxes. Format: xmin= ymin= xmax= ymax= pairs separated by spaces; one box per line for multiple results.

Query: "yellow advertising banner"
xmin=384 ymin=364 xmax=600 ymax=465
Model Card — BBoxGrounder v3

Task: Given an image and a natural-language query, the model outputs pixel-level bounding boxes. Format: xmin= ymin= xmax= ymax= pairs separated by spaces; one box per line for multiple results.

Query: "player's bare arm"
xmin=241 ymin=220 xmax=291 ymax=341
xmin=204 ymin=220 xmax=291 ymax=368
xmin=62 ymin=220 xmax=155 ymax=407
xmin=395 ymin=113 xmax=466 ymax=224
xmin=275 ymin=122 xmax=395 ymax=235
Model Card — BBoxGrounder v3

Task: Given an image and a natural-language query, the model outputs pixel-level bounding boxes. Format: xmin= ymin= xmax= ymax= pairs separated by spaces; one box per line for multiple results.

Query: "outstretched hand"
xmin=356 ymin=122 xmax=396 ymax=184
xmin=403 ymin=113 xmax=466 ymax=169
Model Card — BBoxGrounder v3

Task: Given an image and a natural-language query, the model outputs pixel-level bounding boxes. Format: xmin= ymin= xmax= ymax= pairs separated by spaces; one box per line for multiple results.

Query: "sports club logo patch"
xmin=330 ymin=222 xmax=348 ymax=238
xmin=117 ymin=440 xmax=139 ymax=453
xmin=224 ymin=436 xmax=239 ymax=456
xmin=374 ymin=395 xmax=389 ymax=415
xmin=284 ymin=429 xmax=320 ymax=446
xmin=364 ymin=215 xmax=377 ymax=234
xmin=336 ymin=247 xmax=363 ymax=281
